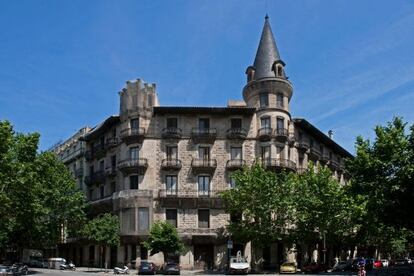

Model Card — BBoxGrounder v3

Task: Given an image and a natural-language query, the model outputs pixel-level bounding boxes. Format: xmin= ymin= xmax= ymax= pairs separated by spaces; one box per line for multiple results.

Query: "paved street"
xmin=26 ymin=265 xmax=414 ymax=276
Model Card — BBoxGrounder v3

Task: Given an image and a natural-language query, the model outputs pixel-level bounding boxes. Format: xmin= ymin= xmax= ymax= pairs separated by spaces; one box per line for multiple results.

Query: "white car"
xmin=380 ymin=259 xmax=389 ymax=267
xmin=229 ymin=257 xmax=249 ymax=274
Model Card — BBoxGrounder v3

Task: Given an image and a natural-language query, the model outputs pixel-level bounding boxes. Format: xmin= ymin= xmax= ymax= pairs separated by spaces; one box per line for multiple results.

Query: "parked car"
xmin=302 ymin=262 xmax=330 ymax=273
xmin=138 ymin=261 xmax=157 ymax=275
xmin=163 ymin=262 xmax=180 ymax=275
xmin=228 ymin=257 xmax=249 ymax=274
xmin=393 ymin=259 xmax=409 ymax=266
xmin=373 ymin=260 xmax=383 ymax=269
xmin=332 ymin=261 xmax=351 ymax=272
xmin=0 ymin=266 xmax=13 ymax=276
xmin=380 ymin=259 xmax=389 ymax=267
xmin=351 ymin=258 xmax=365 ymax=271
xmin=12 ymin=264 xmax=28 ymax=275
xmin=279 ymin=262 xmax=297 ymax=274
xmin=365 ymin=258 xmax=375 ymax=270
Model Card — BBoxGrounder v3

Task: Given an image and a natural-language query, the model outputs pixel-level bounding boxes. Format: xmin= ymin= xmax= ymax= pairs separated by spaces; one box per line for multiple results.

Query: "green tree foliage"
xmin=292 ymin=164 xmax=365 ymax=247
xmin=0 ymin=120 xmax=86 ymax=254
xmin=144 ymin=221 xmax=185 ymax=261
xmin=221 ymin=163 xmax=297 ymax=247
xmin=346 ymin=117 xmax=414 ymax=256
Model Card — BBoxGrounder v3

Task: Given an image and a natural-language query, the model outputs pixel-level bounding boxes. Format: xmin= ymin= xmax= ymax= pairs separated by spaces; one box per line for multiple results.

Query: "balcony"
xmin=74 ymin=168 xmax=84 ymax=178
xmin=274 ymin=128 xmax=289 ymax=142
xmin=320 ymin=154 xmax=330 ymax=164
xmin=260 ymin=158 xmax=296 ymax=172
xmin=85 ymin=144 xmax=106 ymax=161
xmin=84 ymin=171 xmax=106 ymax=186
xmin=117 ymin=158 xmax=148 ymax=175
xmin=257 ymin=127 xmax=272 ymax=141
xmin=161 ymin=127 xmax=182 ymax=139
xmin=191 ymin=158 xmax=217 ymax=174
xmin=161 ymin=159 xmax=182 ymax=170
xmin=191 ymin=128 xmax=217 ymax=144
xmin=308 ymin=147 xmax=321 ymax=160
xmin=120 ymin=127 xmax=146 ymax=145
xmin=60 ymin=148 xmax=85 ymax=164
xmin=328 ymin=159 xmax=341 ymax=171
xmin=105 ymin=137 xmax=118 ymax=150
xmin=105 ymin=166 xmax=117 ymax=177
xmin=157 ymin=189 xmax=225 ymax=209
xmin=226 ymin=128 xmax=248 ymax=140
xmin=226 ymin=159 xmax=246 ymax=170
xmin=296 ymin=141 xmax=310 ymax=153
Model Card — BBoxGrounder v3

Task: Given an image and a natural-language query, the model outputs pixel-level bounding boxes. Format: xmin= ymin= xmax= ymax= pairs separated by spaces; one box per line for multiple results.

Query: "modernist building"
xmin=53 ymin=16 xmax=352 ymax=270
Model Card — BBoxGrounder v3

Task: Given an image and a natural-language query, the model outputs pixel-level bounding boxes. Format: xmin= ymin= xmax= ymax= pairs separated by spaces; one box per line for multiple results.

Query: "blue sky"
xmin=1 ymin=0 xmax=414 ymax=153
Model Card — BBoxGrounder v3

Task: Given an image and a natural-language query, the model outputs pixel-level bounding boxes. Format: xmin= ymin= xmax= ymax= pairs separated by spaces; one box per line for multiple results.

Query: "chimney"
xmin=328 ymin=130 xmax=333 ymax=139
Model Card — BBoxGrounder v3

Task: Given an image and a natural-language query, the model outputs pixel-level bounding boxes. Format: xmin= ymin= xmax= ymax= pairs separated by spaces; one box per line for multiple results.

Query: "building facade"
xmin=53 ymin=16 xmax=352 ymax=270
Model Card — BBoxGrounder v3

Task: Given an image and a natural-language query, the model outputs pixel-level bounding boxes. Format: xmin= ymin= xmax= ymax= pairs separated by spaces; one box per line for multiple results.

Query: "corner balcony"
xmin=105 ymin=137 xmax=118 ymax=150
xmin=120 ymin=127 xmax=146 ymax=145
xmin=274 ymin=128 xmax=289 ymax=142
xmin=260 ymin=158 xmax=296 ymax=172
xmin=226 ymin=128 xmax=248 ymax=140
xmin=257 ymin=127 xmax=273 ymax=141
xmin=117 ymin=158 xmax=148 ymax=175
xmin=226 ymin=159 xmax=246 ymax=170
xmin=161 ymin=159 xmax=182 ymax=170
xmin=308 ymin=147 xmax=321 ymax=160
xmin=191 ymin=158 xmax=217 ymax=174
xmin=296 ymin=141 xmax=310 ymax=153
xmin=161 ymin=127 xmax=182 ymax=139
xmin=84 ymin=171 xmax=106 ymax=186
xmin=157 ymin=189 xmax=225 ymax=209
xmin=191 ymin=128 xmax=217 ymax=144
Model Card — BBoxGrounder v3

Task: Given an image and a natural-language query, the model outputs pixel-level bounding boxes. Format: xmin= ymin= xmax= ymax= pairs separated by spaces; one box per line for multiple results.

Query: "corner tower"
xmin=243 ymin=15 xmax=294 ymax=160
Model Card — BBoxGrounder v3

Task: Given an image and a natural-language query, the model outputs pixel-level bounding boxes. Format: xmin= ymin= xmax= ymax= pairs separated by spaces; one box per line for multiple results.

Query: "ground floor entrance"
xmin=194 ymin=244 xmax=214 ymax=270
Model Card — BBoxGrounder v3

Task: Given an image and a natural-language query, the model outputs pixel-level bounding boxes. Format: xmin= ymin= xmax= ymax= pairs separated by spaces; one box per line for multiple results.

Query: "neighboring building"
xmin=54 ymin=16 xmax=352 ymax=269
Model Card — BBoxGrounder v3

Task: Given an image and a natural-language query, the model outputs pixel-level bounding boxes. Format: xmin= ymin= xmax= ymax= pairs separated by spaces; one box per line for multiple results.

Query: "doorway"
xmin=194 ymin=245 xmax=214 ymax=270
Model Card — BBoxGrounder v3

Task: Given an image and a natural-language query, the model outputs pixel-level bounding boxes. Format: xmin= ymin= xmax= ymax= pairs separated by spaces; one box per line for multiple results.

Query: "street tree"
xmin=82 ymin=213 xmax=120 ymax=268
xmin=143 ymin=221 xmax=185 ymax=262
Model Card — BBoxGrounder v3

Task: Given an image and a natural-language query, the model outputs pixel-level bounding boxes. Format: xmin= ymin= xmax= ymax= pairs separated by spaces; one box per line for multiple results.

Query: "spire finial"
xmin=265 ymin=14 xmax=269 ymax=20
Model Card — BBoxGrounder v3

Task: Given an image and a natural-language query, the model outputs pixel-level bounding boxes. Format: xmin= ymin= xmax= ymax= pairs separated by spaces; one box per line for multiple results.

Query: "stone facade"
xmin=53 ymin=16 xmax=351 ymax=270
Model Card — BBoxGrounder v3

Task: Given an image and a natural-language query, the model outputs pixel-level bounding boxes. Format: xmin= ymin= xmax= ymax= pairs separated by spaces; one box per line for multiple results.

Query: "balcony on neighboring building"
xmin=226 ymin=128 xmax=248 ymax=140
xmin=105 ymin=137 xmax=118 ymax=150
xmin=85 ymin=144 xmax=106 ymax=161
xmin=60 ymin=148 xmax=85 ymax=164
xmin=161 ymin=127 xmax=182 ymax=139
xmin=328 ymin=159 xmax=341 ymax=171
xmin=191 ymin=128 xmax=217 ymax=144
xmin=88 ymin=195 xmax=113 ymax=215
xmin=117 ymin=158 xmax=148 ymax=175
xmin=74 ymin=168 xmax=84 ymax=178
xmin=84 ymin=170 xmax=106 ymax=186
xmin=161 ymin=159 xmax=182 ymax=170
xmin=308 ymin=147 xmax=321 ymax=160
xmin=320 ymin=154 xmax=330 ymax=165
xmin=296 ymin=141 xmax=310 ymax=153
xmin=226 ymin=159 xmax=246 ymax=170
xmin=274 ymin=128 xmax=289 ymax=142
xmin=105 ymin=166 xmax=117 ymax=177
xmin=260 ymin=158 xmax=297 ymax=172
xmin=120 ymin=127 xmax=146 ymax=145
xmin=257 ymin=127 xmax=273 ymax=141
xmin=191 ymin=158 xmax=217 ymax=174
xmin=157 ymin=189 xmax=225 ymax=209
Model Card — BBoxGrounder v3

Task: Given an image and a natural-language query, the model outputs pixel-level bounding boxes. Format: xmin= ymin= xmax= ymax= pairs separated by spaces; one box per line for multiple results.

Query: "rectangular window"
xmin=198 ymin=176 xmax=210 ymax=196
xmin=261 ymin=146 xmax=271 ymax=160
xmin=111 ymin=182 xmax=116 ymax=194
xmin=231 ymin=118 xmax=242 ymax=129
xmin=111 ymin=155 xmax=116 ymax=168
xmin=129 ymin=147 xmax=139 ymax=160
xmin=229 ymin=176 xmax=236 ymax=189
xmin=122 ymin=208 xmax=135 ymax=233
xmin=130 ymin=175 xmax=139 ymax=189
xmin=166 ymin=175 xmax=177 ymax=195
xmin=198 ymin=118 xmax=210 ymax=130
xmin=99 ymin=160 xmax=104 ymax=172
xmin=260 ymin=117 xmax=271 ymax=128
xmin=130 ymin=118 xmax=139 ymax=129
xmin=277 ymin=146 xmax=284 ymax=158
xmin=166 ymin=146 xmax=178 ymax=160
xmin=100 ymin=185 xmax=104 ymax=198
xmin=259 ymin=93 xmax=269 ymax=108
xmin=320 ymin=145 xmax=324 ymax=155
xmin=138 ymin=207 xmax=149 ymax=231
xmin=230 ymin=147 xmax=242 ymax=160
xmin=198 ymin=209 xmax=210 ymax=228
xmin=167 ymin=118 xmax=178 ymax=128
xmin=277 ymin=117 xmax=284 ymax=130
xmin=147 ymin=94 xmax=153 ymax=107
xmin=198 ymin=146 xmax=210 ymax=160
xmin=166 ymin=209 xmax=177 ymax=228
xmin=276 ymin=94 xmax=284 ymax=107
xmin=89 ymin=189 xmax=93 ymax=200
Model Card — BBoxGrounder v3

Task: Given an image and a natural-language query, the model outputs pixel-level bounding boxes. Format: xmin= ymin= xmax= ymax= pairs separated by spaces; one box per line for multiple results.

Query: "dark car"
xmin=394 ymin=259 xmax=409 ymax=266
xmin=364 ymin=258 xmax=375 ymax=270
xmin=332 ymin=261 xmax=352 ymax=272
xmin=351 ymin=258 xmax=365 ymax=271
xmin=302 ymin=262 xmax=330 ymax=273
xmin=163 ymin=262 xmax=180 ymax=275
xmin=138 ymin=261 xmax=157 ymax=275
